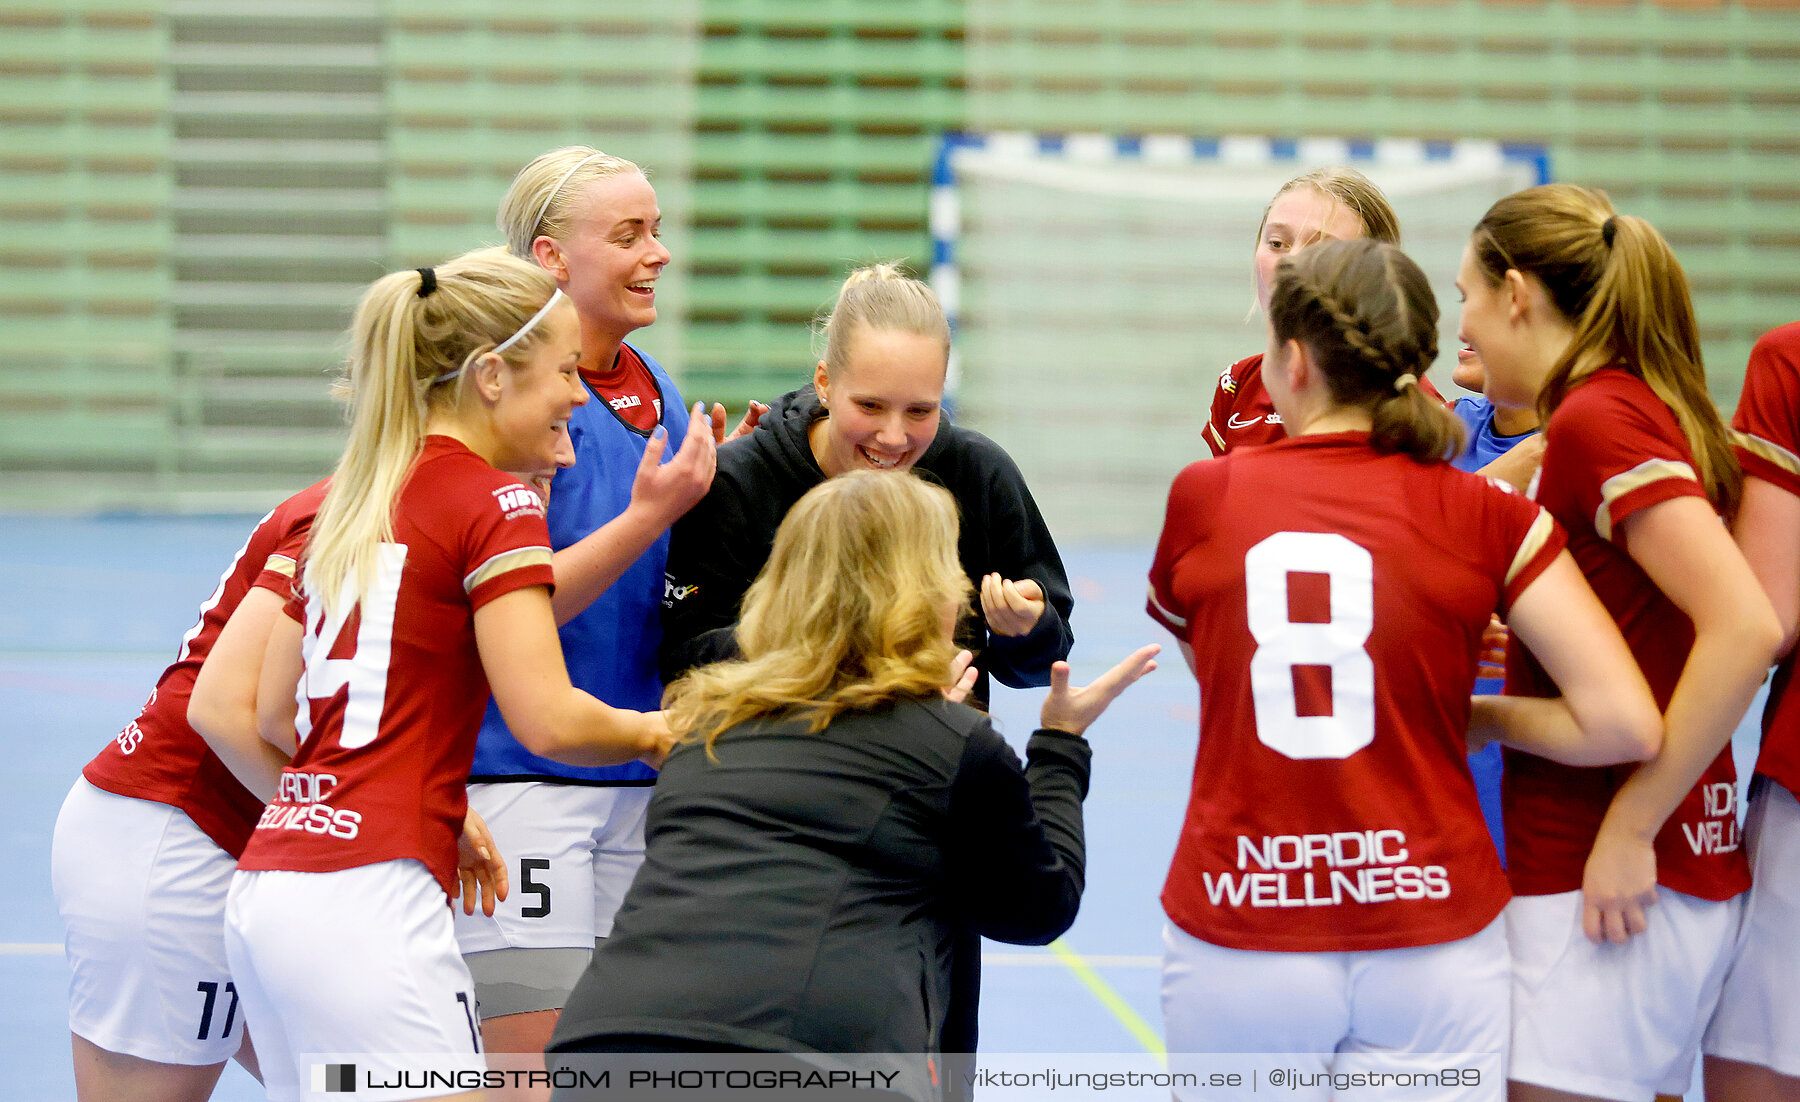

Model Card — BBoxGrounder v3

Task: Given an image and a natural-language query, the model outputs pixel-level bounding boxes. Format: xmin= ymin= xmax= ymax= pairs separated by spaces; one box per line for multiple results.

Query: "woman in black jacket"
xmin=659 ymin=263 xmax=1074 ymax=706
xmin=550 ymin=471 xmax=1157 ymax=1094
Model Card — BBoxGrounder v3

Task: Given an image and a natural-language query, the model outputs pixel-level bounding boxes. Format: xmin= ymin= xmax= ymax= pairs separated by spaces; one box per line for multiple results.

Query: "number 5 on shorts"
xmin=1245 ymin=531 xmax=1375 ymax=760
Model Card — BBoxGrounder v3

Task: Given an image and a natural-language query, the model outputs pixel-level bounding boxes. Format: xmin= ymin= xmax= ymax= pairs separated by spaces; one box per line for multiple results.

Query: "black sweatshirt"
xmin=549 ymin=698 xmax=1090 ymax=1071
xmin=660 ymin=385 xmax=1075 ymax=702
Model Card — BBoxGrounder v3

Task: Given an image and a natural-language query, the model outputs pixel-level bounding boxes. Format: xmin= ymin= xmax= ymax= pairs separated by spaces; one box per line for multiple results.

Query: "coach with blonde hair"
xmin=550 ymin=470 xmax=1157 ymax=1077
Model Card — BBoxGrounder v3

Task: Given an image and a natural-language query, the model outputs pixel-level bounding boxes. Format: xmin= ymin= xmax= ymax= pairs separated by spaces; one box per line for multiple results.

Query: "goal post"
xmin=932 ymin=133 xmax=1548 ymax=543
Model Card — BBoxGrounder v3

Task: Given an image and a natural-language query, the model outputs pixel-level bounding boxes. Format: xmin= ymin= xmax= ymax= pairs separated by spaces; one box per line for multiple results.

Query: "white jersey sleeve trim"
xmin=1732 ymin=428 xmax=1800 ymax=480
xmin=1505 ymin=509 xmax=1557 ymax=589
xmin=1147 ymin=583 xmax=1189 ymax=631
xmin=464 ymin=546 xmax=553 ymax=595
xmin=1594 ymin=458 xmax=1698 ymax=542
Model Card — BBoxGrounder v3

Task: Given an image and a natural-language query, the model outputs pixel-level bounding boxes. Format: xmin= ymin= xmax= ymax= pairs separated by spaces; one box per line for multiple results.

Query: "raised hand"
xmin=631 ymin=402 xmax=718 ymax=526
xmin=1039 ymin=644 xmax=1161 ymax=737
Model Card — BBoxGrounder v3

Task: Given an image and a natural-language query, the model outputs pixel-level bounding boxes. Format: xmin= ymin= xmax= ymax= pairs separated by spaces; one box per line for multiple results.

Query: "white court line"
xmin=1 ymin=944 xmax=63 ymax=955
xmin=983 ymin=953 xmax=1158 ymax=968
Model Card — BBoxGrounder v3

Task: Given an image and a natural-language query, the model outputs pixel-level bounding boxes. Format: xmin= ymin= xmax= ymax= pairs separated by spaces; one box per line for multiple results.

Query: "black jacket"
xmin=659 ymin=385 xmax=1075 ymax=701
xmin=548 ymin=698 xmax=1091 ymax=1067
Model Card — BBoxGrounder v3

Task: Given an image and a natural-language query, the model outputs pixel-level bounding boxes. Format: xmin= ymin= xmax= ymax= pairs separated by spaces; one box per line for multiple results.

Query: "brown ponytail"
xmin=1470 ymin=184 xmax=1740 ymax=517
xmin=1268 ymin=238 xmax=1464 ymax=462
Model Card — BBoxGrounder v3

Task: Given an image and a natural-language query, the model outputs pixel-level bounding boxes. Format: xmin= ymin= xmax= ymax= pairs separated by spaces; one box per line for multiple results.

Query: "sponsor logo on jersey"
xmin=1683 ymin=782 xmax=1742 ymax=856
xmin=1201 ymin=829 xmax=1451 ymax=909
xmin=1226 ymin=412 xmax=1282 ymax=430
xmin=609 ymin=394 xmax=642 ymax=412
xmin=257 ymin=770 xmax=361 ymax=839
xmin=492 ymin=485 xmax=547 ymax=521
xmin=115 ymin=719 xmax=145 ymax=754
xmin=1219 ymin=370 xmax=1237 ymax=394
xmin=663 ymin=573 xmax=697 ymax=606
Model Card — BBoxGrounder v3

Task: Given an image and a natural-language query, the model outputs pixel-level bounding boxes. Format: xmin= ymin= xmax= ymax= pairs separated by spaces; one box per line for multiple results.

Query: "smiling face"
xmin=1254 ymin=187 xmax=1367 ymax=313
xmin=491 ymin=298 xmax=586 ymax=473
xmin=810 ymin=326 xmax=946 ymax=477
xmin=546 ymin=172 xmax=669 ymax=347
xmin=1454 ymin=242 xmax=1540 ymax=412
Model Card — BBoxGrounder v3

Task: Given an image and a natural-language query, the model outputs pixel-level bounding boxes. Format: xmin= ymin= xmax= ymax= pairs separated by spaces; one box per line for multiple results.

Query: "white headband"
xmin=532 ymin=152 xmax=605 ymax=240
xmin=432 ymin=289 xmax=566 ymax=386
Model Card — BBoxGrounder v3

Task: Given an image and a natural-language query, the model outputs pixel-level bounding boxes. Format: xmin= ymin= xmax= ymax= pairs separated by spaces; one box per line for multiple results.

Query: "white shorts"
xmin=454 ymin=782 xmax=651 ymax=953
xmin=1162 ymin=918 xmax=1507 ymax=1102
xmin=1703 ymin=777 xmax=1800 ymax=1078
xmin=1507 ymin=886 xmax=1743 ymax=1100
xmin=225 ymin=860 xmax=485 ymax=1102
xmin=52 ymin=777 xmax=246 ymax=1066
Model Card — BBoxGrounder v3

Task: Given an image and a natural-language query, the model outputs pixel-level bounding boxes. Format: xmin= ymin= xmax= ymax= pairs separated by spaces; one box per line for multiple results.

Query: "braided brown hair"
xmin=1268 ymin=238 xmax=1464 ymax=462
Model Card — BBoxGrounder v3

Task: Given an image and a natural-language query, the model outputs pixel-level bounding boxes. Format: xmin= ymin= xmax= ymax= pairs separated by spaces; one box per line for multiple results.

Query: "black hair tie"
xmin=416 ymin=267 xmax=438 ymax=297
xmin=1601 ymin=217 xmax=1618 ymax=248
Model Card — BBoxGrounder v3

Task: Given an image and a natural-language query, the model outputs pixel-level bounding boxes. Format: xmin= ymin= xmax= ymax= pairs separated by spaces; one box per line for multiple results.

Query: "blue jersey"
xmin=1452 ymin=395 xmax=1539 ymax=865
xmin=1452 ymin=396 xmax=1537 ymax=475
xmin=470 ymin=344 xmax=688 ymax=784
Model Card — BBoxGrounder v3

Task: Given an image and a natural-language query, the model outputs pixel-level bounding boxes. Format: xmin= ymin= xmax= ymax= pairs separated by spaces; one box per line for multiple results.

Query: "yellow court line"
xmin=1048 ymin=938 xmax=1167 ymax=1062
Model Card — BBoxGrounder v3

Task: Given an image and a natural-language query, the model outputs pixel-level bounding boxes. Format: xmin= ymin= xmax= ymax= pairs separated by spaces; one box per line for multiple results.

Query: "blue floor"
xmin=0 ymin=514 xmax=1756 ymax=1099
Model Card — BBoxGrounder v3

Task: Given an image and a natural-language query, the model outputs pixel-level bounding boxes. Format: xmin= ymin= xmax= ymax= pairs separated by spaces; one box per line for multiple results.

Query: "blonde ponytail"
xmin=306 ymin=247 xmax=560 ymax=615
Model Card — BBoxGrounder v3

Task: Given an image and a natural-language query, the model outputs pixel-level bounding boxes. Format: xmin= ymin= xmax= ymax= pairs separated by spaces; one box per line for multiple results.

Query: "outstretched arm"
xmin=477 ymin=583 xmax=675 ymax=768
xmin=946 ymin=645 xmax=1160 ymax=943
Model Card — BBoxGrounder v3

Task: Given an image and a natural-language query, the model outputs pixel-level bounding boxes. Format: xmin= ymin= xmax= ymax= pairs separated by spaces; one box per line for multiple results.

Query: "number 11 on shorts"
xmin=196 ymin=980 xmax=240 ymax=1041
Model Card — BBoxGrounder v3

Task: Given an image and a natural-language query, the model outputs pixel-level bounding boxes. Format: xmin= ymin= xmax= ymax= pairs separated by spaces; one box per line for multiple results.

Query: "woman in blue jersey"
xmin=451 ymin=146 xmax=752 ymax=1075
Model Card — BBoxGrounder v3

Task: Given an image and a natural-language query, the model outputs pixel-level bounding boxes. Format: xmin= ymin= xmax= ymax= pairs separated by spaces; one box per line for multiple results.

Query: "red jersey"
xmin=580 ymin=343 xmax=664 ymax=435
xmin=1205 ymin=354 xmax=1449 ymax=457
xmin=1204 ymin=355 xmax=1284 ymax=456
xmin=238 ymin=437 xmax=555 ymax=897
xmin=1732 ymin=321 xmax=1800 ymax=798
xmin=1148 ymin=433 xmax=1562 ymax=951
xmin=82 ymin=481 xmax=328 ymax=857
xmin=1505 ymin=367 xmax=1750 ymax=901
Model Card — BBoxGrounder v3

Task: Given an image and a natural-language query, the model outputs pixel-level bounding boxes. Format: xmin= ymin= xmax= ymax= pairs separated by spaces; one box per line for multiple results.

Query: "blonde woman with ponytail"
xmin=192 ymin=247 xmax=677 ymax=1102
xmin=547 ymin=470 xmax=1157 ymax=1067
xmin=1457 ymin=184 xmax=1782 ymax=1102
xmin=1150 ymin=238 xmax=1659 ymax=1098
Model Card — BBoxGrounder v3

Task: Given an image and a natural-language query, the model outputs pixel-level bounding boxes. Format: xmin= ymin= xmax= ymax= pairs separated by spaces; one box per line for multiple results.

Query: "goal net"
xmin=933 ymin=134 xmax=1545 ymax=544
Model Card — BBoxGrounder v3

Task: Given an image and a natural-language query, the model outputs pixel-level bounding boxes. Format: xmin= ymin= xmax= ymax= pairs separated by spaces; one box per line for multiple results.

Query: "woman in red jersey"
xmin=1150 ymin=238 xmax=1660 ymax=1101
xmin=1700 ymin=321 xmax=1800 ymax=1102
xmin=1203 ymin=167 xmax=1401 ymax=456
xmin=50 ymin=480 xmax=323 ymax=1102
xmin=192 ymin=247 xmax=678 ymax=1102
xmin=1457 ymin=184 xmax=1782 ymax=1102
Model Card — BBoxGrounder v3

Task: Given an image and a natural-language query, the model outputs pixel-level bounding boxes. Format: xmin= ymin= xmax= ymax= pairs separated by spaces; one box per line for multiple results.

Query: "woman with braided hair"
xmin=1149 ymin=238 xmax=1661 ymax=1099
xmin=1457 ymin=184 xmax=1781 ymax=1102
